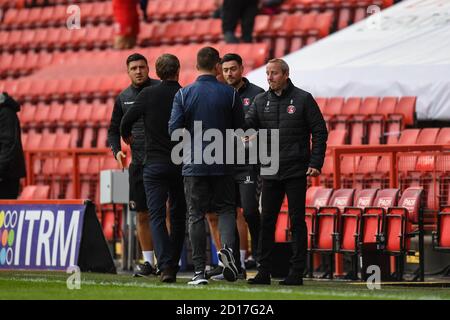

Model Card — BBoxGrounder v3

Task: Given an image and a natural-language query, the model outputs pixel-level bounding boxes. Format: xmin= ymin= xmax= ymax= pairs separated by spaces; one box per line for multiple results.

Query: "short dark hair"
xmin=221 ymin=53 xmax=243 ymax=66
xmin=197 ymin=47 xmax=221 ymax=71
xmin=155 ymin=54 xmax=180 ymax=80
xmin=126 ymin=53 xmax=148 ymax=66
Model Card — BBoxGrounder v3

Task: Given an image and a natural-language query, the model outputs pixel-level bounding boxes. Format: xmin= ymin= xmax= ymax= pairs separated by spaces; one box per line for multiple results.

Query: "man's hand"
xmin=306 ymin=167 xmax=320 ymax=177
xmin=115 ymin=151 xmax=126 ymax=170
xmin=122 ymin=135 xmax=134 ymax=145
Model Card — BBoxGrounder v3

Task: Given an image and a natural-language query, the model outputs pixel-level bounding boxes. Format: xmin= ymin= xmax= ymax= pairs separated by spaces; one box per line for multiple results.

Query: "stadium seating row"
xmin=321 ymin=128 xmax=450 ymax=210
xmin=0 ymin=43 xmax=269 ymax=80
xmin=0 ymin=13 xmax=331 ymax=53
xmin=2 ymin=1 xmax=113 ymax=29
xmin=280 ymin=0 xmax=393 ymax=11
xmin=16 ymin=0 xmax=107 ymax=8
xmin=318 ymin=96 xmax=416 ymax=145
xmin=1 ymin=0 xmax=217 ymax=29
xmin=3 ymin=0 xmax=394 ymax=30
xmin=276 ymin=186 xmax=426 ymax=280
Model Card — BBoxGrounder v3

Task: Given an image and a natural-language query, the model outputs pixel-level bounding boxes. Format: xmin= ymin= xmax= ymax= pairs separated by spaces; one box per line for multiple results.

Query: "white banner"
xmin=248 ymin=0 xmax=450 ymax=121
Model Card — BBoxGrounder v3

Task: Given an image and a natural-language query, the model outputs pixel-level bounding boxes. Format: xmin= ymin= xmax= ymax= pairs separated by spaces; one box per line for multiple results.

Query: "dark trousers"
xmin=184 ymin=175 xmax=238 ymax=272
xmin=222 ymin=0 xmax=259 ymax=42
xmin=0 ymin=178 xmax=20 ymax=199
xmin=258 ymin=177 xmax=307 ymax=274
xmin=235 ymin=169 xmax=261 ymax=260
xmin=143 ymin=163 xmax=186 ymax=272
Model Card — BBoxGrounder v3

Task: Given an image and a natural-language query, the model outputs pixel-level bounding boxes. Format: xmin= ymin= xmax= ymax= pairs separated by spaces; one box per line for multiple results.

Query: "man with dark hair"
xmin=246 ymin=58 xmax=328 ymax=286
xmin=169 ymin=46 xmax=244 ymax=285
xmin=120 ymin=54 xmax=186 ymax=283
xmin=107 ymin=53 xmax=160 ymax=277
xmin=0 ymin=92 xmax=26 ymax=199
xmin=206 ymin=53 xmax=264 ymax=280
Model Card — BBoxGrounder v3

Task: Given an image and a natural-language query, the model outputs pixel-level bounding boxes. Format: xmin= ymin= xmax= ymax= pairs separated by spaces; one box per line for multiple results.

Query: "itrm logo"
xmin=0 ymin=210 xmax=17 ymax=267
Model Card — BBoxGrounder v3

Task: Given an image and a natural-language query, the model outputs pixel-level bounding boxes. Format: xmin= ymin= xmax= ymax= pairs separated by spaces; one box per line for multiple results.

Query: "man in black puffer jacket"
xmin=107 ymin=53 xmax=160 ymax=277
xmin=246 ymin=58 xmax=328 ymax=286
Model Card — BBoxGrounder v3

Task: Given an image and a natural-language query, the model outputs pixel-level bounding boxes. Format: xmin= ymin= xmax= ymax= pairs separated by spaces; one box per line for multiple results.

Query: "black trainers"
xmin=238 ymin=269 xmax=247 ymax=280
xmin=218 ymin=245 xmax=238 ymax=282
xmin=279 ymin=271 xmax=304 ymax=286
xmin=155 ymin=264 xmax=162 ymax=276
xmin=188 ymin=271 xmax=208 ymax=285
xmin=245 ymin=257 xmax=257 ymax=270
xmin=206 ymin=265 xmax=224 ymax=279
xmin=247 ymin=271 xmax=271 ymax=285
xmin=133 ymin=262 xmax=156 ymax=277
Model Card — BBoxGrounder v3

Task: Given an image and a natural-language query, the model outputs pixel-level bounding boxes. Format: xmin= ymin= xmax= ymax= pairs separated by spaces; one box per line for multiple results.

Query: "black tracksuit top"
xmin=120 ymin=80 xmax=182 ymax=165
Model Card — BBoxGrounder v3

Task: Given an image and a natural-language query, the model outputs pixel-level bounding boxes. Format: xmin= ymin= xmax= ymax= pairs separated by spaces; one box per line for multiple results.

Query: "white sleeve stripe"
xmin=180 ymin=89 xmax=184 ymax=108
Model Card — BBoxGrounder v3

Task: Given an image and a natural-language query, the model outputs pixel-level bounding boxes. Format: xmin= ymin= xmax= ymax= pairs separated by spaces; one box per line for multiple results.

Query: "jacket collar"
xmin=269 ymin=78 xmax=294 ymax=98
xmin=237 ymin=77 xmax=250 ymax=94
xmin=131 ymin=77 xmax=153 ymax=92
xmin=196 ymin=74 xmax=218 ymax=82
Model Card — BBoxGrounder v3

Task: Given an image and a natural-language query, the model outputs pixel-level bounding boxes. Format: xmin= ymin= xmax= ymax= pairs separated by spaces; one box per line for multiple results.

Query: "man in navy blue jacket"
xmin=169 ymin=47 xmax=245 ymax=285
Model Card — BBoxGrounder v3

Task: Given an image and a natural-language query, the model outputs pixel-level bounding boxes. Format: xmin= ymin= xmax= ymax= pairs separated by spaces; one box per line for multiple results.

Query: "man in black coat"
xmin=121 ymin=54 xmax=186 ymax=283
xmin=107 ymin=53 xmax=160 ymax=276
xmin=245 ymin=59 xmax=328 ymax=286
xmin=0 ymin=92 xmax=26 ymax=199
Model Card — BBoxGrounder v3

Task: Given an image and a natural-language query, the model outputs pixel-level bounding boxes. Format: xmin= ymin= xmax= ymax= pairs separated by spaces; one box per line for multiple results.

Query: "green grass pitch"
xmin=0 ymin=271 xmax=449 ymax=300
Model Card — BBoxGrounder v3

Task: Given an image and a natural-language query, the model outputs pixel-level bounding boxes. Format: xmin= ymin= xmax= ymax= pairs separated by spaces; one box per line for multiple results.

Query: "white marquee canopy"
xmin=247 ymin=0 xmax=450 ymax=121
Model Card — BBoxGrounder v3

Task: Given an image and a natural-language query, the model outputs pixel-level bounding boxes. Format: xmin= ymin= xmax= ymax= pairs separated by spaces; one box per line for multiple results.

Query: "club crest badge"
xmin=287 ymin=105 xmax=296 ymax=114
xmin=243 ymin=98 xmax=251 ymax=106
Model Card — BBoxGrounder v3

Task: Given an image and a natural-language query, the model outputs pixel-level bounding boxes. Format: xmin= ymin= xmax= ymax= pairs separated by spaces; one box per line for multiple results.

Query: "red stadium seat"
xmin=395 ymin=96 xmax=416 ymax=127
xmin=413 ymin=128 xmax=441 ymax=170
xmin=339 ymin=189 xmax=378 ymax=252
xmin=339 ymin=188 xmax=379 ymax=278
xmin=305 ymin=187 xmax=333 ymax=277
xmin=375 ymin=129 xmax=420 ymax=180
xmin=384 ymin=187 xmax=424 ymax=280
xmin=332 ymin=97 xmax=361 ymax=132
xmin=371 ymin=97 xmax=397 ymax=143
xmin=433 ymin=207 xmax=450 ymax=251
xmin=436 ymin=128 xmax=450 ymax=144
xmin=323 ymin=97 xmax=344 ymax=130
xmin=313 ymin=189 xmax=355 ymax=279
xmin=360 ymin=188 xmax=400 ymax=246
xmin=18 ymin=185 xmax=50 ymax=200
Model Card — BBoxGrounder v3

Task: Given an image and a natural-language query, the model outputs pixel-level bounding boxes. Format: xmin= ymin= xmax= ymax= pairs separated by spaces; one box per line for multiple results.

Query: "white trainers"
xmin=218 ymin=245 xmax=238 ymax=282
xmin=187 ymin=271 xmax=208 ymax=285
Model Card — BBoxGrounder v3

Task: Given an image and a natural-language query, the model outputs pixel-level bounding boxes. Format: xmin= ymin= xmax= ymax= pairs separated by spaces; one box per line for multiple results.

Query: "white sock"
xmin=240 ymin=250 xmax=246 ymax=269
xmin=143 ymin=251 xmax=154 ymax=266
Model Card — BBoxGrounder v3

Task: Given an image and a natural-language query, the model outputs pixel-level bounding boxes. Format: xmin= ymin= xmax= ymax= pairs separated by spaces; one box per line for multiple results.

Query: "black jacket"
xmin=169 ymin=75 xmax=244 ymax=176
xmin=120 ymin=80 xmax=182 ymax=164
xmin=245 ymin=79 xmax=328 ymax=180
xmin=107 ymin=78 xmax=160 ymax=165
xmin=234 ymin=78 xmax=265 ymax=179
xmin=0 ymin=93 xmax=26 ymax=179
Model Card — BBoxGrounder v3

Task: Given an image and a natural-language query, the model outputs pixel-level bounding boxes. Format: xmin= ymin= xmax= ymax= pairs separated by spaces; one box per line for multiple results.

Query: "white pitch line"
xmin=0 ymin=276 xmax=445 ymax=300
